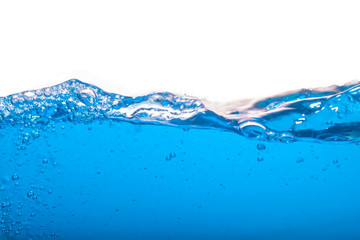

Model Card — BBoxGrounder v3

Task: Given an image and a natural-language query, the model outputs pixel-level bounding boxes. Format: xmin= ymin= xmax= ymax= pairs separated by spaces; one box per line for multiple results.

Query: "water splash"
xmin=1 ymin=79 xmax=360 ymax=143
xmin=1 ymin=80 xmax=360 ymax=240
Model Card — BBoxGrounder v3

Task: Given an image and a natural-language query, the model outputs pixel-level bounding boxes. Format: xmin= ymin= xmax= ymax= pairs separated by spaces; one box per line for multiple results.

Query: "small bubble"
xmin=12 ymin=174 xmax=19 ymax=180
xmin=42 ymin=159 xmax=48 ymax=164
xmin=239 ymin=121 xmax=267 ymax=138
xmin=279 ymin=133 xmax=295 ymax=143
xmin=296 ymin=157 xmax=304 ymax=163
xmin=31 ymin=130 xmax=40 ymax=139
xmin=27 ymin=191 xmax=34 ymax=198
xmin=166 ymin=152 xmax=176 ymax=161
xmin=44 ymin=88 xmax=52 ymax=96
xmin=257 ymin=143 xmax=266 ymax=151
xmin=1 ymin=201 xmax=11 ymax=208
xmin=257 ymin=156 xmax=264 ymax=162
xmin=22 ymin=133 xmax=31 ymax=144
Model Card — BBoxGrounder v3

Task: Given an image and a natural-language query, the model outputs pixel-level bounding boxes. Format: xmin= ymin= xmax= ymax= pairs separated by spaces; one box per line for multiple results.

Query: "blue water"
xmin=1 ymin=79 xmax=360 ymax=239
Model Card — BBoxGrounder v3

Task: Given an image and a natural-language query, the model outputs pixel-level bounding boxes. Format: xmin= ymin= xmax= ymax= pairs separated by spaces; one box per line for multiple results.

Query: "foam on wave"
xmin=1 ymin=79 xmax=360 ymax=143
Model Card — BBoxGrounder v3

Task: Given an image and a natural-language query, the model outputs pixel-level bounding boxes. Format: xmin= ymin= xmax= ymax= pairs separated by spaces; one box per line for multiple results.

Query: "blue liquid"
xmin=1 ymin=80 xmax=360 ymax=239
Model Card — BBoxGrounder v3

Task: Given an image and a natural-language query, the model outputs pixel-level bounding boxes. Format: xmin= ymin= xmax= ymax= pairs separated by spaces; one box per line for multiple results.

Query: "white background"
xmin=1 ymin=0 xmax=360 ymax=102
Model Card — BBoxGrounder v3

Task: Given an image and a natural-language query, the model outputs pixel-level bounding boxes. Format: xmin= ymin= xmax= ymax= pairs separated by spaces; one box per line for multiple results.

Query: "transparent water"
xmin=1 ymin=80 xmax=360 ymax=239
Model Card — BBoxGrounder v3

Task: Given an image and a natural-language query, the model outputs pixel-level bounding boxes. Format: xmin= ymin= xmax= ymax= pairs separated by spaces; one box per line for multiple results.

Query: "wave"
xmin=1 ymin=79 xmax=360 ymax=143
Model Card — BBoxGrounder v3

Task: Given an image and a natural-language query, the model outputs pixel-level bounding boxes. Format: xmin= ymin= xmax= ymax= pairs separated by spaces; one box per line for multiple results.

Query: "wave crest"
xmin=1 ymin=79 xmax=360 ymax=143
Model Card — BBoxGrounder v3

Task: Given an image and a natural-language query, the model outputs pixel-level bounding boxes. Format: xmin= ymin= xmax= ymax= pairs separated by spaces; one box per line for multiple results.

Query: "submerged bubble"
xmin=31 ymin=130 xmax=40 ymax=138
xmin=78 ymin=88 xmax=97 ymax=106
xmin=166 ymin=152 xmax=176 ymax=161
xmin=279 ymin=133 xmax=295 ymax=143
xmin=22 ymin=133 xmax=31 ymax=144
xmin=257 ymin=143 xmax=266 ymax=151
xmin=239 ymin=121 xmax=267 ymax=138
xmin=11 ymin=174 xmax=19 ymax=180
xmin=27 ymin=191 xmax=34 ymax=198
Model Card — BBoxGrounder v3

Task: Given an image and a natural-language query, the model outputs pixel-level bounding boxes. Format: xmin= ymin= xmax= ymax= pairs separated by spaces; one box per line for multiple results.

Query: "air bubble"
xmin=239 ymin=121 xmax=267 ymax=138
xmin=22 ymin=133 xmax=31 ymax=144
xmin=31 ymin=131 xmax=40 ymax=138
xmin=44 ymin=88 xmax=52 ymax=96
xmin=27 ymin=191 xmax=34 ymax=198
xmin=166 ymin=152 xmax=176 ymax=161
xmin=78 ymin=88 xmax=97 ymax=106
xmin=257 ymin=156 xmax=264 ymax=162
xmin=279 ymin=133 xmax=295 ymax=143
xmin=11 ymin=174 xmax=19 ymax=180
xmin=257 ymin=143 xmax=266 ymax=151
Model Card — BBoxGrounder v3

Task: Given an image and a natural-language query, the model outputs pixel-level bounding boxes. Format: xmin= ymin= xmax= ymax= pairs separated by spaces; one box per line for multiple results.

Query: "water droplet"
xmin=257 ymin=143 xmax=266 ymax=151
